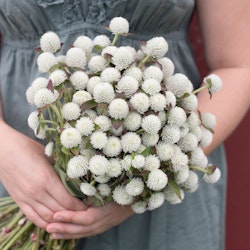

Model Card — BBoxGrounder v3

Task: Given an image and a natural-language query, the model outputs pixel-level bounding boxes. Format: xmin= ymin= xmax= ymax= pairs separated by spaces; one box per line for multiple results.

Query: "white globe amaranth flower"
xmin=40 ymin=31 xmax=61 ymax=53
xmin=121 ymin=132 xmax=141 ymax=153
xmin=203 ymin=167 xmax=221 ymax=183
xmin=60 ymin=127 xmax=82 ymax=149
xmin=75 ymin=117 xmax=94 ymax=136
xmin=90 ymin=131 xmax=108 ymax=150
xmin=189 ymin=147 xmax=206 ymax=166
xmin=120 ymin=155 xmax=132 ymax=171
xmin=178 ymin=132 xmax=198 ymax=152
xmin=171 ymin=151 xmax=189 ymax=171
xmin=80 ymin=182 xmax=96 ymax=196
xmin=166 ymin=73 xmax=193 ymax=98
xmin=161 ymin=125 xmax=181 ymax=144
xmin=131 ymin=201 xmax=147 ymax=214
xmin=165 ymin=90 xmax=177 ymax=107
xmin=73 ymin=35 xmax=94 ymax=56
xmin=204 ymin=74 xmax=222 ymax=94
xmin=174 ymin=165 xmax=189 ymax=184
xmin=158 ymin=111 xmax=167 ymax=127
xmin=124 ymin=66 xmax=143 ymax=82
xmin=89 ymin=155 xmax=110 ymax=176
xmin=132 ymin=155 xmax=145 ymax=169
xmin=103 ymin=136 xmax=122 ymax=157
xmin=147 ymin=169 xmax=168 ymax=191
xmin=112 ymin=46 xmax=135 ymax=70
xmin=179 ymin=122 xmax=190 ymax=138
xmin=147 ymin=192 xmax=165 ymax=211
xmin=168 ymin=107 xmax=187 ymax=127
xmin=190 ymin=126 xmax=203 ymax=141
xmin=124 ymin=111 xmax=142 ymax=131
xmin=70 ymin=71 xmax=89 ymax=90
xmin=87 ymin=76 xmax=102 ymax=95
xmin=109 ymin=16 xmax=129 ymax=34
xmin=142 ymin=78 xmax=161 ymax=96
xmin=37 ymin=52 xmax=57 ymax=73
xmin=112 ymin=185 xmax=134 ymax=206
xmin=44 ymin=142 xmax=54 ymax=157
xmin=93 ymin=82 xmax=115 ymax=103
xmin=101 ymin=45 xmax=118 ymax=57
xmin=164 ymin=186 xmax=185 ymax=205
xmin=143 ymin=66 xmax=163 ymax=83
xmin=125 ymin=178 xmax=144 ymax=196
xmin=49 ymin=69 xmax=67 ymax=87
xmin=116 ymin=76 xmax=139 ymax=97
xmin=108 ymin=158 xmax=123 ymax=177
xmin=149 ymin=93 xmax=167 ymax=112
xmin=157 ymin=57 xmax=175 ymax=79
xmin=94 ymin=115 xmax=111 ymax=131
xmin=142 ymin=37 xmax=168 ymax=58
xmin=72 ymin=90 xmax=92 ymax=106
xmin=27 ymin=111 xmax=39 ymax=130
xmin=144 ymin=155 xmax=160 ymax=171
xmin=67 ymin=155 xmax=89 ymax=178
xmin=141 ymin=132 xmax=159 ymax=147
xmin=182 ymin=170 xmax=199 ymax=193
xmin=156 ymin=141 xmax=174 ymax=161
xmin=93 ymin=35 xmax=111 ymax=47
xmin=108 ymin=98 xmax=129 ymax=120
xmin=199 ymin=127 xmax=213 ymax=147
xmin=130 ymin=92 xmax=150 ymax=114
xmin=97 ymin=183 xmax=111 ymax=197
xmin=201 ymin=112 xmax=216 ymax=129
xmin=56 ymin=55 xmax=66 ymax=64
xmin=94 ymin=174 xmax=111 ymax=184
xmin=100 ymin=67 xmax=121 ymax=83
xmin=187 ymin=111 xmax=200 ymax=129
xmin=180 ymin=93 xmax=198 ymax=111
xmin=33 ymin=88 xmax=56 ymax=108
xmin=61 ymin=102 xmax=81 ymax=121
xmin=141 ymin=114 xmax=161 ymax=135
xmin=88 ymin=55 xmax=107 ymax=73
xmin=83 ymin=109 xmax=97 ymax=120
xmin=66 ymin=47 xmax=87 ymax=68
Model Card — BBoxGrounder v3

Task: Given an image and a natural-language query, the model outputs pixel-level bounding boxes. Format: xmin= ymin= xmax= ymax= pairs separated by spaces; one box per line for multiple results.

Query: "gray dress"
xmin=0 ymin=1 xmax=227 ymax=249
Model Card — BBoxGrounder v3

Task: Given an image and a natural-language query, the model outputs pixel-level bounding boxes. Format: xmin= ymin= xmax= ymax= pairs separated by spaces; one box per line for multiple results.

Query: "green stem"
xmin=192 ymin=83 xmax=209 ymax=95
xmin=49 ymin=103 xmax=64 ymax=127
xmin=111 ymin=34 xmax=120 ymax=46
xmin=138 ymin=55 xmax=151 ymax=68
xmin=189 ymin=165 xmax=209 ymax=174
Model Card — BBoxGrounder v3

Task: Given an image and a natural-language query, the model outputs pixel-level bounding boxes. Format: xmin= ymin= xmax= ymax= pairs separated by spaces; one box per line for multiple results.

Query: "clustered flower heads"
xmin=27 ymin=16 xmax=223 ymax=214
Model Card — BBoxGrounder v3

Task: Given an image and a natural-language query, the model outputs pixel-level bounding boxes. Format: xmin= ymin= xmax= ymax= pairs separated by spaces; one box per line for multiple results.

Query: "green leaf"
xmin=61 ymin=146 xmax=72 ymax=156
xmin=141 ymin=146 xmax=152 ymax=157
xmin=168 ymin=178 xmax=182 ymax=200
xmin=80 ymin=99 xmax=98 ymax=111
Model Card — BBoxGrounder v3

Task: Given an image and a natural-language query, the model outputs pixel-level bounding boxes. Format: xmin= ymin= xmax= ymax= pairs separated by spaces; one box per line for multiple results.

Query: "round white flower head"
xmin=61 ymin=102 xmax=81 ymax=121
xmin=121 ymin=155 xmax=132 ymax=171
xmin=147 ymin=169 xmax=168 ymax=191
xmin=108 ymin=98 xmax=129 ymax=120
xmin=67 ymin=155 xmax=88 ymax=178
xmin=121 ymin=132 xmax=141 ymax=153
xmin=101 ymin=45 xmax=118 ymax=57
xmin=168 ymin=107 xmax=187 ymax=127
xmin=199 ymin=127 xmax=213 ymax=147
xmin=203 ymin=166 xmax=221 ymax=183
xmin=203 ymin=74 xmax=222 ymax=94
xmin=112 ymin=47 xmax=135 ymax=70
xmin=82 ymin=110 xmax=97 ymax=121
xmin=56 ymin=55 xmax=66 ymax=64
xmin=149 ymin=93 xmax=167 ymax=112
xmin=103 ymin=136 xmax=122 ymax=157
xmin=201 ymin=112 xmax=216 ymax=129
xmin=109 ymin=16 xmax=129 ymax=34
xmin=112 ymin=185 xmax=134 ymax=205
xmin=89 ymin=155 xmax=110 ymax=176
xmin=70 ymin=71 xmax=89 ymax=90
xmin=142 ymin=132 xmax=159 ymax=147
xmin=131 ymin=201 xmax=147 ymax=214
xmin=124 ymin=66 xmax=143 ymax=82
xmin=178 ymin=132 xmax=198 ymax=152
xmin=75 ymin=117 xmax=94 ymax=136
xmin=97 ymin=183 xmax=111 ymax=197
xmin=93 ymin=35 xmax=111 ymax=47
xmin=187 ymin=111 xmax=200 ymax=129
xmin=174 ymin=165 xmax=189 ymax=184
xmin=161 ymin=125 xmax=181 ymax=144
xmin=108 ymin=158 xmax=123 ymax=177
xmin=147 ymin=192 xmax=165 ymax=211
xmin=143 ymin=66 xmax=163 ymax=83
xmin=60 ymin=127 xmax=82 ymax=149
xmin=125 ymin=178 xmax=144 ymax=196
xmin=130 ymin=92 xmax=150 ymax=114
xmin=171 ymin=151 xmax=189 ymax=172
xmin=93 ymin=82 xmax=115 ymax=103
xmin=88 ymin=55 xmax=107 ymax=73
xmin=166 ymin=73 xmax=193 ymax=98
xmin=50 ymin=69 xmax=67 ymax=87
xmin=73 ymin=35 xmax=94 ymax=56
xmin=37 ymin=52 xmax=57 ymax=73
xmin=100 ymin=67 xmax=121 ymax=83
xmin=33 ymin=88 xmax=56 ymax=108
xmin=189 ymin=147 xmax=206 ymax=166
xmin=66 ymin=47 xmax=87 ymax=68
xmin=94 ymin=174 xmax=110 ymax=184
xmin=144 ymin=155 xmax=160 ymax=171
xmin=141 ymin=114 xmax=161 ymax=135
xmin=40 ymin=31 xmax=61 ymax=53
xmin=157 ymin=57 xmax=175 ymax=79
xmin=27 ymin=111 xmax=39 ymax=130
xmin=72 ymin=90 xmax=92 ymax=106
xmin=86 ymin=78 xmax=101 ymax=96
xmin=156 ymin=141 xmax=174 ymax=161
xmin=116 ymin=76 xmax=139 ymax=97
xmin=164 ymin=186 xmax=185 ymax=205
xmin=44 ymin=142 xmax=54 ymax=157
xmin=165 ymin=90 xmax=177 ymax=107
xmin=158 ymin=111 xmax=167 ymax=127
xmin=124 ymin=111 xmax=142 ymax=131
xmin=132 ymin=155 xmax=145 ymax=169
xmin=142 ymin=37 xmax=168 ymax=58
xmin=142 ymin=78 xmax=161 ymax=96
xmin=90 ymin=131 xmax=108 ymax=150
xmin=179 ymin=122 xmax=190 ymax=138
xmin=94 ymin=115 xmax=111 ymax=131
xmin=182 ymin=170 xmax=199 ymax=192
xmin=180 ymin=93 xmax=198 ymax=111
xmin=80 ymin=182 xmax=96 ymax=196
xmin=190 ymin=126 xmax=203 ymax=142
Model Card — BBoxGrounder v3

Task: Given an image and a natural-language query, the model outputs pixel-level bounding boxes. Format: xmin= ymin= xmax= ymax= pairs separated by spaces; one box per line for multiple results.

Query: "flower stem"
xmin=111 ymin=34 xmax=120 ymax=46
xmin=192 ymin=83 xmax=209 ymax=95
xmin=138 ymin=55 xmax=151 ymax=68
xmin=189 ymin=165 xmax=209 ymax=174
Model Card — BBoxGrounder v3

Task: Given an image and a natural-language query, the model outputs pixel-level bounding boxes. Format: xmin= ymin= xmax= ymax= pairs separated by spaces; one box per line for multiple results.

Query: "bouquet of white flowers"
xmin=0 ymin=17 xmax=222 ymax=249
